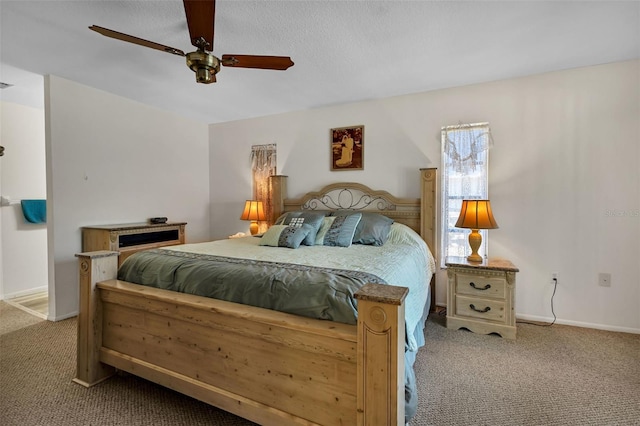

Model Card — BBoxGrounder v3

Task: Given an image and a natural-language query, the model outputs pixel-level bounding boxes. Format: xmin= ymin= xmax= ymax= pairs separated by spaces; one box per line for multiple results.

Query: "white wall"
xmin=209 ymin=60 xmax=640 ymax=333
xmin=45 ymin=76 xmax=210 ymax=320
xmin=0 ymin=101 xmax=48 ymax=299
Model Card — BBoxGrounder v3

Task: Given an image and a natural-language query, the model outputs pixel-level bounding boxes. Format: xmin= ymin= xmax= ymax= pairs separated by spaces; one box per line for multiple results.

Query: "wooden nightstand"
xmin=445 ymin=256 xmax=519 ymax=339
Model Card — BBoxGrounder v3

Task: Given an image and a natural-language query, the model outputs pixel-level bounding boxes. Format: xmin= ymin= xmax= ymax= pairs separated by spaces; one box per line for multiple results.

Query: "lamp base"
xmin=466 ymin=253 xmax=484 ymax=263
xmin=467 ymin=229 xmax=483 ymax=263
xmin=249 ymin=221 xmax=259 ymax=235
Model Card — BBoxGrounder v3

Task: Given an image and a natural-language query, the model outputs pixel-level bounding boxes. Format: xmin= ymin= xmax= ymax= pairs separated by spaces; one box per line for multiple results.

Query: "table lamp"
xmin=240 ymin=200 xmax=266 ymax=235
xmin=455 ymin=199 xmax=498 ymax=263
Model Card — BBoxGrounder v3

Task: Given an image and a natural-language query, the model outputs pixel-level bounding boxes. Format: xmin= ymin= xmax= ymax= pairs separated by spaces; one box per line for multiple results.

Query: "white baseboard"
xmin=0 ymin=286 xmax=48 ymax=301
xmin=516 ymin=313 xmax=640 ymax=335
xmin=49 ymin=310 xmax=78 ymax=322
xmin=436 ymin=303 xmax=639 ymax=335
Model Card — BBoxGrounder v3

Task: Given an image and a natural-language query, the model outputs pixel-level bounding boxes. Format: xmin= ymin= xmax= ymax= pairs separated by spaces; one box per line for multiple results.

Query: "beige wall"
xmin=45 ymin=76 xmax=211 ymax=319
xmin=210 ymin=60 xmax=640 ymax=333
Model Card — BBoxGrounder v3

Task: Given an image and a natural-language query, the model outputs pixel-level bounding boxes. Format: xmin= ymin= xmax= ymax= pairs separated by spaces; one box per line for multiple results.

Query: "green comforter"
xmin=118 ymin=248 xmax=386 ymax=324
xmin=118 ymin=223 xmax=435 ymax=351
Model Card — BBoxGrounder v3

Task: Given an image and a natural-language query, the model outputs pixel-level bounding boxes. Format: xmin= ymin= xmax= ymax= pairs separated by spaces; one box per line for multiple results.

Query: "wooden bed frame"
xmin=74 ymin=168 xmax=437 ymax=426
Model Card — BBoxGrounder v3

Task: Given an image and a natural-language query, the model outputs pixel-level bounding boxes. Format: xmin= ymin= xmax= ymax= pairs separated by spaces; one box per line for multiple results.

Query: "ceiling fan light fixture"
xmin=195 ymin=68 xmax=214 ymax=84
xmin=186 ymin=50 xmax=220 ymax=84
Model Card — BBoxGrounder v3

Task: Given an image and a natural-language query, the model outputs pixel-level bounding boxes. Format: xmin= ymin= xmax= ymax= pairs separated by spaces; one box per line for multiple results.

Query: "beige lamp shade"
xmin=240 ymin=200 xmax=266 ymax=235
xmin=455 ymin=200 xmax=498 ymax=262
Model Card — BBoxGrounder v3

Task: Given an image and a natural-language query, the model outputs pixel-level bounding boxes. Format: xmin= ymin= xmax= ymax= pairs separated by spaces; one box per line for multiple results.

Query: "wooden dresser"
xmin=445 ymin=256 xmax=519 ymax=339
xmin=82 ymin=222 xmax=186 ymax=267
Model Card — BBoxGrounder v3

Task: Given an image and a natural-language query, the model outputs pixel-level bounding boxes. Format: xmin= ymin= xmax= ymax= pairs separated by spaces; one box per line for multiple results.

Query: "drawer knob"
xmin=470 ymin=282 xmax=491 ymax=291
xmin=469 ymin=304 xmax=491 ymax=313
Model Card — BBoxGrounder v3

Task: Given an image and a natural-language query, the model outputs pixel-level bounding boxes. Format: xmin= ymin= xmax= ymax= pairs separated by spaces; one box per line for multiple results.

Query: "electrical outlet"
xmin=551 ymin=272 xmax=559 ymax=284
xmin=598 ymin=272 xmax=611 ymax=287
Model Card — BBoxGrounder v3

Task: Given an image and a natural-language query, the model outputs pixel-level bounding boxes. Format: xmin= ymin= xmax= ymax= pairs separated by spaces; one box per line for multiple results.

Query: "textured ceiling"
xmin=1 ymin=1 xmax=638 ymax=124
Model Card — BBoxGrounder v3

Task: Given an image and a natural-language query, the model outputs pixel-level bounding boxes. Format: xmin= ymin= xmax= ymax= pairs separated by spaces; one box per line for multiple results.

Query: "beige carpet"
xmin=414 ymin=313 xmax=639 ymax=425
xmin=0 ymin=301 xmax=44 ymax=334
xmin=0 ymin=302 xmax=638 ymax=425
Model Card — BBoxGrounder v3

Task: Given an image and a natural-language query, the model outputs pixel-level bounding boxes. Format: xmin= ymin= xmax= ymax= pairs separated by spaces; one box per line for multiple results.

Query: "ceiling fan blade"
xmin=89 ymin=25 xmax=185 ymax=56
xmin=183 ymin=0 xmax=215 ymax=51
xmin=221 ymin=55 xmax=294 ymax=70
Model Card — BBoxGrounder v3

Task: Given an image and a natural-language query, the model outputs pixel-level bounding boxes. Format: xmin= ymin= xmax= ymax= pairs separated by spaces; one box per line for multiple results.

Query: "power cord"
xmin=517 ymin=277 xmax=557 ymax=327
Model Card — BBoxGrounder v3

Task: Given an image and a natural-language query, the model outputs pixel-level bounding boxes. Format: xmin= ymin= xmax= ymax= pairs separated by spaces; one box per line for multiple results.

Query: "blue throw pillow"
xmin=314 ymin=217 xmax=336 ymax=245
xmin=322 ymin=213 xmax=362 ymax=247
xmin=275 ymin=211 xmax=326 ymax=246
xmin=331 ymin=211 xmax=394 ymax=246
xmin=259 ymin=224 xmax=312 ymax=249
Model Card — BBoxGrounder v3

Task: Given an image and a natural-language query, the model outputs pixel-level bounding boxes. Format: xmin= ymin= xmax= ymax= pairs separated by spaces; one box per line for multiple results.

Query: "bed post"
xmin=354 ymin=283 xmax=408 ymax=426
xmin=73 ymin=251 xmax=118 ymax=387
xmin=269 ymin=174 xmax=288 ymax=225
xmin=420 ymin=167 xmax=437 ymax=260
xmin=420 ymin=167 xmax=437 ymax=312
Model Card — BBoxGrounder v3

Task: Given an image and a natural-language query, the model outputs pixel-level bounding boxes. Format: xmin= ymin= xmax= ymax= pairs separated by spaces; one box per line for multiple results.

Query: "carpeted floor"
xmin=415 ymin=313 xmax=640 ymax=425
xmin=1 ymin=302 xmax=638 ymax=425
xmin=0 ymin=301 xmax=43 ymax=335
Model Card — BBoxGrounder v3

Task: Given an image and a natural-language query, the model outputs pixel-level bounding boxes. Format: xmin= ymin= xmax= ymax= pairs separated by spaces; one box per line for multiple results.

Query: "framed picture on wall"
xmin=331 ymin=125 xmax=364 ymax=171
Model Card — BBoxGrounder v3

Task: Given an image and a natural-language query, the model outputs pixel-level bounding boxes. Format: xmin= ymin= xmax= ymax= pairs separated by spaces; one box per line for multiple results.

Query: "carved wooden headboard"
xmin=269 ymin=168 xmax=437 ymax=261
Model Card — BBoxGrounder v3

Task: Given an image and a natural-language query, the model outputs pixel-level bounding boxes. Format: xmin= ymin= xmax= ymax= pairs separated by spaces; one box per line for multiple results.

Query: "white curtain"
xmin=441 ymin=123 xmax=491 ymax=265
xmin=442 ymin=122 xmax=493 ymax=173
xmin=251 ymin=144 xmax=277 ymax=233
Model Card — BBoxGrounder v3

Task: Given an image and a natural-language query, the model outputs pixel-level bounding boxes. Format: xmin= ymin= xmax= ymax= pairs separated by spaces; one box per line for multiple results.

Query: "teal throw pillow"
xmin=322 ymin=213 xmax=362 ymax=247
xmin=275 ymin=211 xmax=325 ymax=246
xmin=259 ymin=224 xmax=312 ymax=249
xmin=331 ymin=211 xmax=394 ymax=246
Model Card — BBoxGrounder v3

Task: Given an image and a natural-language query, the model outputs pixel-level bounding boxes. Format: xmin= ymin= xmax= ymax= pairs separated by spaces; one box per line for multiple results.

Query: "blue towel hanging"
xmin=21 ymin=199 xmax=46 ymax=224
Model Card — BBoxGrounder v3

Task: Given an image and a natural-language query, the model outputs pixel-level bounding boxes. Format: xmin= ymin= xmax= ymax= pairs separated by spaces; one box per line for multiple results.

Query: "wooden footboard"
xmin=75 ymin=251 xmax=408 ymax=425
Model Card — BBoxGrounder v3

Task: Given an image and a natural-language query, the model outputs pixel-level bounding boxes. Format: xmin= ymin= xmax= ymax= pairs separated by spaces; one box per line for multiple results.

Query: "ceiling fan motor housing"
xmin=186 ymin=50 xmax=220 ymax=84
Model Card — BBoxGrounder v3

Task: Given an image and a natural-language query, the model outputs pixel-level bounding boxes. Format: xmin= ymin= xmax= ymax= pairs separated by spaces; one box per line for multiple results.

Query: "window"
xmin=441 ymin=123 xmax=491 ymax=267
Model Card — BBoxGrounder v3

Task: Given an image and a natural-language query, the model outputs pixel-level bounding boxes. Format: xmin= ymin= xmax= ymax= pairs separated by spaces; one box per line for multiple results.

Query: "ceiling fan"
xmin=89 ymin=0 xmax=294 ymax=84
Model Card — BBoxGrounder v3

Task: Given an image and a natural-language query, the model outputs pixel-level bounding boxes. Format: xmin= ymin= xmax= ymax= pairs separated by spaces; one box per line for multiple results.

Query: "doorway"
xmin=0 ymin=66 xmax=49 ymax=320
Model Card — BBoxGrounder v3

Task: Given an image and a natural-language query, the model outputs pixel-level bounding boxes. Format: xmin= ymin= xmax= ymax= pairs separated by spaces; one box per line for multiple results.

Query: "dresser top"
xmin=82 ymin=222 xmax=187 ymax=231
xmin=445 ymin=256 xmax=519 ymax=272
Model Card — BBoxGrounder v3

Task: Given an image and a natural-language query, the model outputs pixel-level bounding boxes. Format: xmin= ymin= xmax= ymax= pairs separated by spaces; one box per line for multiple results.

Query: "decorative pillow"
xmin=320 ymin=213 xmax=362 ymax=247
xmin=330 ymin=211 xmax=394 ymax=246
xmin=274 ymin=211 xmax=325 ymax=246
xmin=259 ymin=224 xmax=312 ymax=249
xmin=314 ymin=216 xmax=337 ymax=245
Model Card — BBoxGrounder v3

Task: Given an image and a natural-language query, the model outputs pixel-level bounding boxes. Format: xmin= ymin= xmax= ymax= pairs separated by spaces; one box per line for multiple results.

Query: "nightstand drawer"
xmin=456 ymin=274 xmax=505 ymax=299
xmin=456 ymin=295 xmax=506 ymax=322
